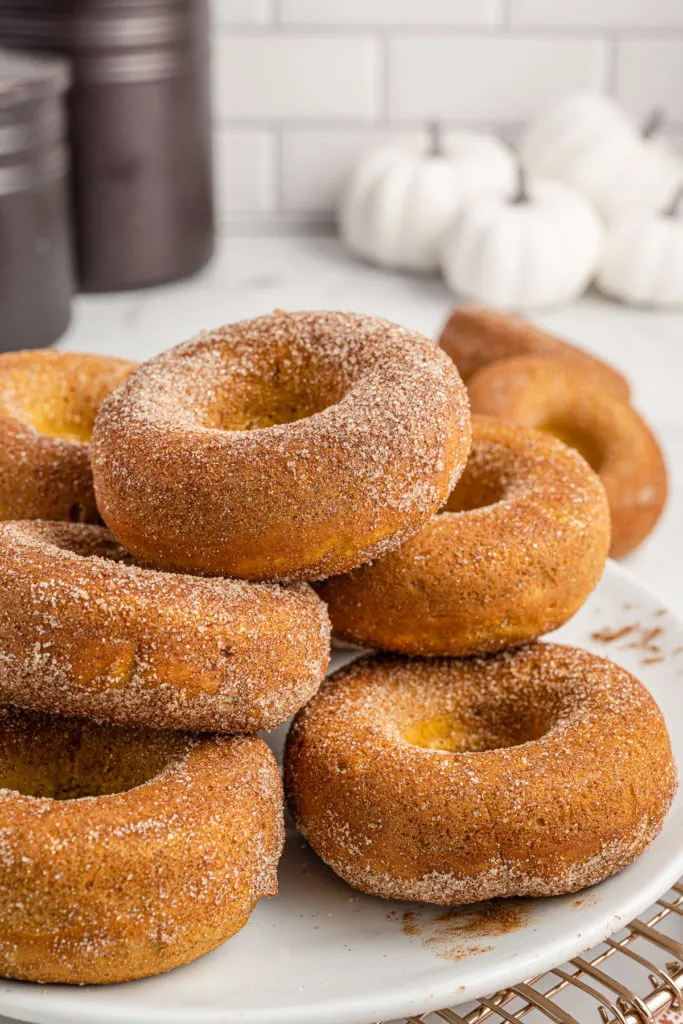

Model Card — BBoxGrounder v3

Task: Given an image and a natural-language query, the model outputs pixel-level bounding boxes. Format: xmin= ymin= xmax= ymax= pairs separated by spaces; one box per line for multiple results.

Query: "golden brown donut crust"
xmin=0 ymin=350 xmax=137 ymax=523
xmin=468 ymin=356 xmax=667 ymax=558
xmin=91 ymin=310 xmax=471 ymax=582
xmin=285 ymin=646 xmax=676 ymax=905
xmin=315 ymin=417 xmax=610 ymax=656
xmin=439 ymin=305 xmax=630 ymax=401
xmin=0 ymin=521 xmax=330 ymax=732
xmin=0 ymin=710 xmax=284 ymax=984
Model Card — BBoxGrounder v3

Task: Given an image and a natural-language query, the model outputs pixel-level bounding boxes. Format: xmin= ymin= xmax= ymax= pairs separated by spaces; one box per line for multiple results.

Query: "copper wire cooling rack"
xmin=380 ymin=878 xmax=683 ymax=1024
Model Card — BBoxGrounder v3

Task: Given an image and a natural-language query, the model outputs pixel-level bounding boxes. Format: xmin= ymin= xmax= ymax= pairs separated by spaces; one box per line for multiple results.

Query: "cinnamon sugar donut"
xmin=285 ymin=646 xmax=676 ymax=905
xmin=0 ymin=520 xmax=330 ymax=732
xmin=0 ymin=708 xmax=283 ymax=983
xmin=315 ymin=417 xmax=610 ymax=656
xmin=0 ymin=350 xmax=136 ymax=523
xmin=468 ymin=356 xmax=667 ymax=558
xmin=91 ymin=310 xmax=470 ymax=582
xmin=439 ymin=305 xmax=630 ymax=401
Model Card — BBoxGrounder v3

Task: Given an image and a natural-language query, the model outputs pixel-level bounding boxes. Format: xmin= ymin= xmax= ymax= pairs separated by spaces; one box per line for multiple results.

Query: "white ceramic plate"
xmin=2 ymin=560 xmax=683 ymax=1024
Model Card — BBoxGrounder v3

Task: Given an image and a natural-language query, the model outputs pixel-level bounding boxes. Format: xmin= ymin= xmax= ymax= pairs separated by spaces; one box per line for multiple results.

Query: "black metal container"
xmin=0 ymin=48 xmax=73 ymax=350
xmin=0 ymin=0 xmax=214 ymax=292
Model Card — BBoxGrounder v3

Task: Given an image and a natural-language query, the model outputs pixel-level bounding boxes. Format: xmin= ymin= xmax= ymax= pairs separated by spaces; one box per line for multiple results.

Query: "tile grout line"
xmin=211 ymin=115 xmax=683 ymax=133
xmin=213 ymin=23 xmax=683 ymax=39
xmin=605 ymin=29 xmax=619 ymax=96
xmin=273 ymin=123 xmax=285 ymax=215
xmin=379 ymin=30 xmax=391 ymax=125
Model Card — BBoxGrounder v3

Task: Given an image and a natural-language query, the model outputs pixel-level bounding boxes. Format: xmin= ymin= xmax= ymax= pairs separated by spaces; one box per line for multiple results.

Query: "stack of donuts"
xmin=439 ymin=305 xmax=668 ymax=559
xmin=0 ymin=310 xmax=675 ymax=988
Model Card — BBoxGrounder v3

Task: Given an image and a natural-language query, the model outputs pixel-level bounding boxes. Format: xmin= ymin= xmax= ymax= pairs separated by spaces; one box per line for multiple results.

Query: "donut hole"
xmin=200 ymin=359 xmax=347 ymax=432
xmin=438 ymin=430 xmax=513 ymax=515
xmin=441 ymin=475 xmax=507 ymax=514
xmin=39 ymin=524 xmax=133 ymax=565
xmin=8 ymin=379 xmax=100 ymax=444
xmin=9 ymin=384 xmax=100 ymax=444
xmin=537 ymin=419 xmax=606 ymax=473
xmin=403 ymin=705 xmax=549 ymax=753
xmin=0 ymin=709 xmax=187 ymax=799
xmin=209 ymin=391 xmax=327 ymax=431
xmin=26 ymin=410 xmax=94 ymax=444
xmin=2 ymin=355 xmax=135 ymax=445
xmin=69 ymin=502 xmax=88 ymax=523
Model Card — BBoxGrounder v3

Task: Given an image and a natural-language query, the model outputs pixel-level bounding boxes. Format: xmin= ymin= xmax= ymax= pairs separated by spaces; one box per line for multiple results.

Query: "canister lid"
xmin=0 ymin=3 xmax=190 ymax=51
xmin=0 ymin=48 xmax=71 ymax=108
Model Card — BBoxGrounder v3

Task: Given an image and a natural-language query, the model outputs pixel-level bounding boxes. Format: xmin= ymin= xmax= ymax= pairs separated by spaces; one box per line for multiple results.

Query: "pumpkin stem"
xmin=642 ymin=109 xmax=664 ymax=139
xmin=512 ymin=163 xmax=529 ymax=204
xmin=428 ymin=122 xmax=442 ymax=157
xmin=663 ymin=184 xmax=683 ymax=217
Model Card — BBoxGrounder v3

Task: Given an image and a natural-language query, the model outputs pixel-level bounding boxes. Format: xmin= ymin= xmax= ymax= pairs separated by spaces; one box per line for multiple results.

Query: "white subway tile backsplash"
xmin=281 ymin=128 xmax=422 ymax=213
xmin=280 ymin=126 xmax=518 ymax=215
xmin=212 ymin=34 xmax=380 ymax=121
xmin=388 ymin=36 xmax=607 ymax=122
xmin=280 ymin=0 xmax=501 ymax=28
xmin=209 ymin=8 xmax=683 ymax=227
xmin=510 ymin=0 xmax=683 ymax=29
xmin=616 ymin=39 xmax=683 ymax=121
xmin=211 ymin=0 xmax=272 ymax=26
xmin=214 ymin=130 xmax=276 ymax=217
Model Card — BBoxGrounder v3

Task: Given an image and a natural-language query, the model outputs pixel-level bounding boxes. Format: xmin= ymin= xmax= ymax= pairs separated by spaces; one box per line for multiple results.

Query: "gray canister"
xmin=0 ymin=0 xmax=214 ymax=292
xmin=0 ymin=48 xmax=73 ymax=350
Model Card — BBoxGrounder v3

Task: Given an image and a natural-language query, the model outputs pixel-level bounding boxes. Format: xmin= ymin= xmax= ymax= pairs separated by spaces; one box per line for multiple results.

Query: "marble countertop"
xmin=59 ymin=234 xmax=683 ymax=615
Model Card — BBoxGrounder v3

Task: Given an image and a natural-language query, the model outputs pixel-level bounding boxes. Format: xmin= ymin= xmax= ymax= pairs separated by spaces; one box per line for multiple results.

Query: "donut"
xmin=0 ymin=707 xmax=283 ymax=983
xmin=285 ymin=645 xmax=676 ymax=905
xmin=468 ymin=356 xmax=667 ymax=558
xmin=0 ymin=350 xmax=137 ymax=523
xmin=90 ymin=310 xmax=470 ymax=582
xmin=315 ymin=417 xmax=610 ymax=656
xmin=0 ymin=520 xmax=330 ymax=732
xmin=438 ymin=305 xmax=630 ymax=401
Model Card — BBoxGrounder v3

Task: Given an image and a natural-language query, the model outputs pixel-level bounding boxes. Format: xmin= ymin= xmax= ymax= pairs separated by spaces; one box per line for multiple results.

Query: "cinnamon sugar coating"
xmin=285 ymin=645 xmax=676 ymax=905
xmin=0 ymin=521 xmax=330 ymax=732
xmin=0 ymin=350 xmax=137 ymax=523
xmin=439 ymin=305 xmax=630 ymax=401
xmin=316 ymin=417 xmax=610 ymax=656
xmin=0 ymin=710 xmax=283 ymax=984
xmin=91 ymin=310 xmax=471 ymax=582
xmin=468 ymin=356 xmax=667 ymax=558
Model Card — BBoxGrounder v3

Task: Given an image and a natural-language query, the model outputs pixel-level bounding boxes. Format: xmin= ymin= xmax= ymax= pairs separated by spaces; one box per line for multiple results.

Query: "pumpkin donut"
xmin=0 ymin=350 xmax=137 ymax=523
xmin=0 ymin=520 xmax=330 ymax=732
xmin=285 ymin=646 xmax=676 ymax=905
xmin=439 ymin=305 xmax=630 ymax=401
xmin=468 ymin=356 xmax=667 ymax=558
xmin=91 ymin=310 xmax=470 ymax=582
xmin=0 ymin=708 xmax=283 ymax=984
xmin=315 ymin=417 xmax=609 ymax=656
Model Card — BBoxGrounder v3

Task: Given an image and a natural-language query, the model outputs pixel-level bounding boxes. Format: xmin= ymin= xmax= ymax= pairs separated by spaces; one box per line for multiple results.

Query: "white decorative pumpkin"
xmin=597 ymin=186 xmax=683 ymax=308
xmin=440 ymin=170 xmax=603 ymax=311
xmin=519 ymin=94 xmax=683 ymax=220
xmin=600 ymin=126 xmax=682 ymax=221
xmin=441 ymin=130 xmax=517 ymax=195
xmin=339 ymin=125 xmax=515 ymax=272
